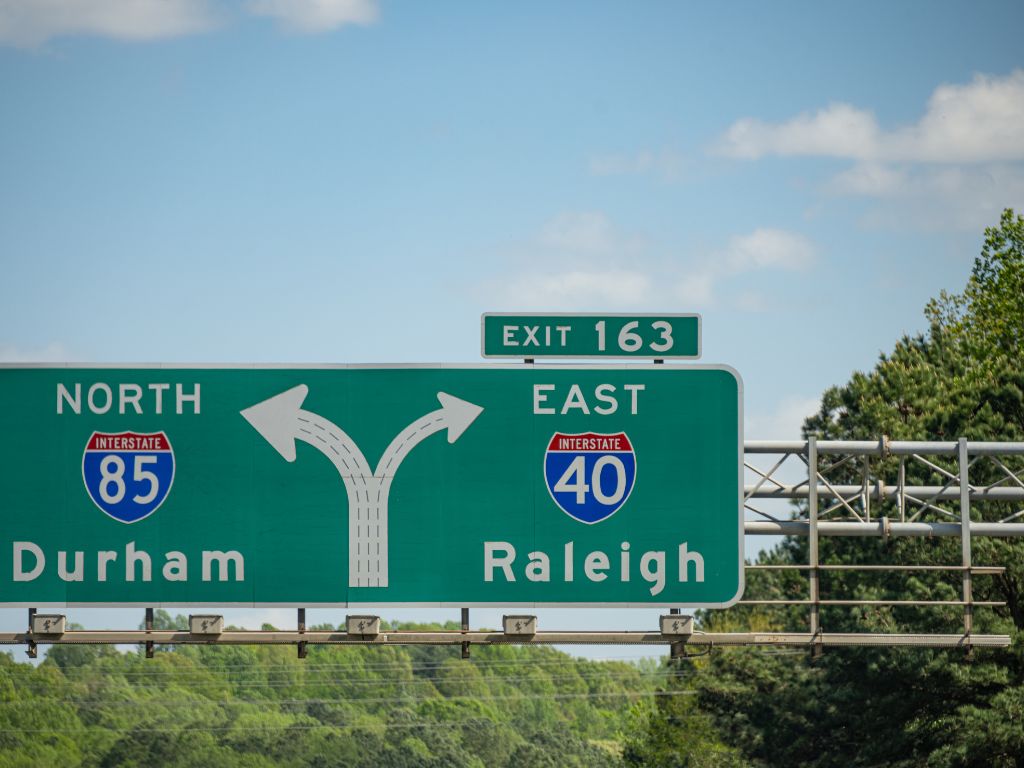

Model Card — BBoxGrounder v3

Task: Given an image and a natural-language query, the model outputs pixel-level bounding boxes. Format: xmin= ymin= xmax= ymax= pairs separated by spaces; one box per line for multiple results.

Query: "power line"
xmin=0 ymin=688 xmax=681 ymax=708
xmin=10 ymin=669 xmax=673 ymax=688
xmin=42 ymin=656 xmax=667 ymax=679
xmin=44 ymin=667 xmax=652 ymax=682
xmin=9 ymin=676 xmax=672 ymax=696
xmin=0 ymin=690 xmax=698 ymax=735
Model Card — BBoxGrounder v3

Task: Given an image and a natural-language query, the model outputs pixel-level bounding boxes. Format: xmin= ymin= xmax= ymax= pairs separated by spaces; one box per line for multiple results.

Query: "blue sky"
xmin=2 ymin=0 xmax=1023 ymax=657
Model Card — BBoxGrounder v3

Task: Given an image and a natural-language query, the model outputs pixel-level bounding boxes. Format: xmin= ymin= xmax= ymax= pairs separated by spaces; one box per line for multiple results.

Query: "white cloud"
xmin=673 ymin=270 xmax=715 ymax=306
xmin=746 ymin=395 xmax=820 ymax=440
xmin=0 ymin=342 xmax=71 ymax=362
xmin=842 ymin=163 xmax=1024 ymax=232
xmin=481 ymin=214 xmax=815 ymax=312
xmin=716 ymin=71 xmax=1024 ymax=164
xmin=886 ymin=71 xmax=1024 ymax=164
xmin=247 ymin=0 xmax=378 ymax=33
xmin=0 ymin=0 xmax=381 ymax=46
xmin=483 ymin=213 xmax=651 ymax=310
xmin=827 ymin=162 xmax=908 ymax=196
xmin=715 ymin=71 xmax=1024 ymax=231
xmin=496 ymin=270 xmax=654 ymax=311
xmin=0 ymin=0 xmax=215 ymax=46
xmin=538 ymin=211 xmax=621 ymax=256
xmin=732 ymin=290 xmax=771 ymax=313
xmin=718 ymin=103 xmax=880 ymax=161
xmin=723 ymin=228 xmax=816 ymax=272
xmin=669 ymin=229 xmax=815 ymax=306
xmin=589 ymin=149 xmax=686 ymax=181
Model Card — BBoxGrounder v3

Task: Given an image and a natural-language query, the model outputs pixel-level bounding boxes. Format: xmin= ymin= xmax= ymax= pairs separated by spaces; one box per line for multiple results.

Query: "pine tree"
xmin=633 ymin=209 xmax=1024 ymax=767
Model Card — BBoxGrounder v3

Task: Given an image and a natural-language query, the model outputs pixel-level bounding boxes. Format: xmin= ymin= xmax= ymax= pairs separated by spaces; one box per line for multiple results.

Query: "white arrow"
xmin=241 ymin=385 xmax=484 ymax=589
xmin=240 ymin=384 xmax=370 ymax=476
xmin=241 ymin=386 xmax=380 ymax=585
xmin=376 ymin=392 xmax=484 ymax=478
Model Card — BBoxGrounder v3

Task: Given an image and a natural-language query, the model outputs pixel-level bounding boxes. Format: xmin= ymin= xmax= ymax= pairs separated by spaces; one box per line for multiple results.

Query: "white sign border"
xmin=480 ymin=312 xmax=703 ymax=360
xmin=0 ymin=361 xmax=741 ymax=610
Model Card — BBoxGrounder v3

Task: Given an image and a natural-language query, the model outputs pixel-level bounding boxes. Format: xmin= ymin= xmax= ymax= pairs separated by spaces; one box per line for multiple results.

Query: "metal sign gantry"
xmin=742 ymin=436 xmax=1021 ymax=652
xmin=5 ymin=437 xmax=1020 ymax=655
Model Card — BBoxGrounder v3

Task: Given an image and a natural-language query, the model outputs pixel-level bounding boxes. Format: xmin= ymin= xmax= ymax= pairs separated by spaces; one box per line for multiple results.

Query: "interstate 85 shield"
xmin=544 ymin=432 xmax=637 ymax=524
xmin=82 ymin=431 xmax=175 ymax=524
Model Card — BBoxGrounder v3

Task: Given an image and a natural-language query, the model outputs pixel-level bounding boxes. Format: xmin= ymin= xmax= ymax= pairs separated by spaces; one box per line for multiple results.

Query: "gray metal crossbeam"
xmin=745 ymin=521 xmax=1024 ymax=536
xmin=746 ymin=485 xmax=1024 ymax=501
xmin=746 ymin=440 xmax=1024 ymax=456
xmin=0 ymin=630 xmax=1010 ymax=649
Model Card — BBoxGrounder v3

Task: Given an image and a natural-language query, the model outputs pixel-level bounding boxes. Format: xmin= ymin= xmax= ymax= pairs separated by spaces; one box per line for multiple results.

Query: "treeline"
xmin=626 ymin=210 xmax=1024 ymax=766
xmin=0 ymin=617 xmax=668 ymax=767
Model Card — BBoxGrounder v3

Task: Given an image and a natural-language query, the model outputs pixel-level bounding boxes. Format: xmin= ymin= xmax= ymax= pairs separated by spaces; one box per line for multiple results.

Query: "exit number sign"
xmin=482 ymin=314 xmax=701 ymax=359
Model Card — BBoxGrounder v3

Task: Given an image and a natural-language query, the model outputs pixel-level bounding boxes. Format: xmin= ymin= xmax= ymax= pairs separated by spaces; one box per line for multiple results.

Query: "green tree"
xmin=0 ymin=620 xmax=665 ymax=765
xmin=632 ymin=209 xmax=1024 ymax=767
xmin=622 ymin=673 xmax=746 ymax=767
xmin=45 ymin=622 xmax=119 ymax=672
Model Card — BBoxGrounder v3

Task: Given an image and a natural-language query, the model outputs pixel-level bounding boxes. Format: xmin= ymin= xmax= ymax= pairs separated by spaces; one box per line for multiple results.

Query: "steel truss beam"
xmin=746 ymin=521 xmax=1024 ymax=536
xmin=747 ymin=486 xmax=1024 ymax=502
xmin=0 ymin=629 xmax=1010 ymax=649
xmin=743 ymin=437 xmax=1024 ymax=651
xmin=745 ymin=440 xmax=1024 ymax=456
xmin=744 ymin=440 xmax=1024 ymax=529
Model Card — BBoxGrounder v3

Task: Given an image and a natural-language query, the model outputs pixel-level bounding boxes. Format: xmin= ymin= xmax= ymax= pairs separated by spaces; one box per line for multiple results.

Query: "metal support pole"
xmin=667 ymin=607 xmax=685 ymax=662
xmin=26 ymin=608 xmax=36 ymax=659
xmin=669 ymin=642 xmax=686 ymax=664
xmin=297 ymin=608 xmax=307 ymax=659
xmin=808 ymin=437 xmax=822 ymax=658
xmin=862 ymin=456 xmax=871 ymax=521
xmin=898 ymin=458 xmax=906 ymax=521
xmin=959 ymin=438 xmax=973 ymax=654
xmin=461 ymin=608 xmax=470 ymax=659
xmin=145 ymin=607 xmax=154 ymax=659
xmin=657 ymin=346 xmax=669 ymax=645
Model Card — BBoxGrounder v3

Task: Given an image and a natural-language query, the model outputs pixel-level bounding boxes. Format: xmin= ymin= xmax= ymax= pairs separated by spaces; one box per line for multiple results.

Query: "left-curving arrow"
xmin=240 ymin=384 xmax=371 ymax=475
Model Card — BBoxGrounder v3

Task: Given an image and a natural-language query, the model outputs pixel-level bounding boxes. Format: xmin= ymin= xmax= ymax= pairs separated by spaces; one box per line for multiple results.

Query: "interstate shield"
xmin=543 ymin=432 xmax=637 ymax=524
xmin=82 ymin=431 xmax=175 ymax=524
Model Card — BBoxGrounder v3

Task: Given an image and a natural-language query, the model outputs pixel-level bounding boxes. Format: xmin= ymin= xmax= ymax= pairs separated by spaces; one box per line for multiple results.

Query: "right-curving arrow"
xmin=241 ymin=386 xmax=484 ymax=589
xmin=376 ymin=392 xmax=484 ymax=477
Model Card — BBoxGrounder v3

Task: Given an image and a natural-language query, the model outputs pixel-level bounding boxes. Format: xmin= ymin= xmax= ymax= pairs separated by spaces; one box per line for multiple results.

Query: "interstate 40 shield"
xmin=544 ymin=432 xmax=637 ymax=524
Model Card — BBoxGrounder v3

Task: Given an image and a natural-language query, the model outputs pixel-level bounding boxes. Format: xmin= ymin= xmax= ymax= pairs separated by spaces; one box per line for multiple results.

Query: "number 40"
xmin=594 ymin=320 xmax=673 ymax=354
xmin=554 ymin=456 xmax=628 ymax=506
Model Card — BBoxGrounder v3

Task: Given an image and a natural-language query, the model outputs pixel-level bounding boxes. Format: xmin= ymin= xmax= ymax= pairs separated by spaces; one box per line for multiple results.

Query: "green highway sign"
xmin=481 ymin=313 xmax=701 ymax=359
xmin=0 ymin=364 xmax=742 ymax=608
